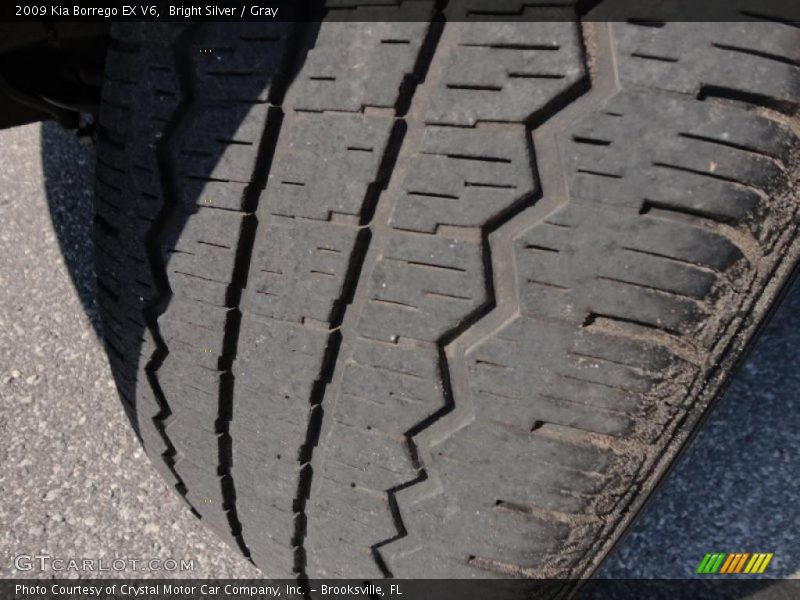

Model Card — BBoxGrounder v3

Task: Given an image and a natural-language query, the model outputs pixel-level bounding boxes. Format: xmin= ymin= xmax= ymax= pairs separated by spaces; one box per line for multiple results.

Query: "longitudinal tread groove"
xmin=97 ymin=21 xmax=309 ymax=556
xmin=144 ymin=24 xmax=259 ymax=557
xmin=212 ymin=18 xmax=313 ymax=559
xmin=371 ymin=25 xmax=593 ymax=580
xmin=291 ymin=116 xmax=408 ymax=583
xmin=227 ymin=7 xmax=439 ymax=581
xmin=288 ymin=8 xmax=448 ymax=585
xmin=140 ymin=25 xmax=198 ymax=517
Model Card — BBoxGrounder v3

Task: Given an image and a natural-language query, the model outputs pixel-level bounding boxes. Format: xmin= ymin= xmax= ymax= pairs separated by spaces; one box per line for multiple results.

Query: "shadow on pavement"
xmin=41 ymin=120 xmax=100 ymax=336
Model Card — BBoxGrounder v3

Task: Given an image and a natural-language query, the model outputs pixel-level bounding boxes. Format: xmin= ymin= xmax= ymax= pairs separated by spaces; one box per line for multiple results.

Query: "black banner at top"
xmin=2 ymin=0 xmax=800 ymax=22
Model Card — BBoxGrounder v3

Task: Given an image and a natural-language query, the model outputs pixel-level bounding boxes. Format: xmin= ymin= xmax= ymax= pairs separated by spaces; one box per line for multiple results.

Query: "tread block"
xmin=390 ymin=123 xmax=535 ymax=233
xmin=261 ymin=112 xmax=395 ymax=219
xmin=286 ymin=17 xmax=431 ymax=112
xmin=247 ymin=220 xmax=360 ymax=324
xmin=426 ymin=21 xmax=586 ymax=126
xmin=615 ymin=22 xmax=800 ymax=108
xmin=234 ymin=315 xmax=329 ymax=398
xmin=359 ymin=233 xmax=487 ymax=342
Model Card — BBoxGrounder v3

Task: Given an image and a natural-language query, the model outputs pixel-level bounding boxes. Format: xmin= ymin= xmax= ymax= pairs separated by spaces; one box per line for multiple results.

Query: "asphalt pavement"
xmin=0 ymin=122 xmax=258 ymax=579
xmin=0 ymin=122 xmax=797 ymax=584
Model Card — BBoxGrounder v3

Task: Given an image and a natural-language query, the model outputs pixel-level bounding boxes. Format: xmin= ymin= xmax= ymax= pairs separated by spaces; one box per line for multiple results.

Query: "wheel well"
xmin=0 ymin=23 xmax=110 ymax=130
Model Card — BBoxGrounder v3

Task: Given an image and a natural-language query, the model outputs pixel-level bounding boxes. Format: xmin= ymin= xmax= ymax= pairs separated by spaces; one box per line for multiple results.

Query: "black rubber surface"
xmin=94 ymin=6 xmax=800 ymax=589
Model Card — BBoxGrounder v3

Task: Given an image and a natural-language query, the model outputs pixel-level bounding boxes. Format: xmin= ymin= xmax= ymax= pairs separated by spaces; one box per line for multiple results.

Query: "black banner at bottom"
xmin=3 ymin=579 xmax=798 ymax=600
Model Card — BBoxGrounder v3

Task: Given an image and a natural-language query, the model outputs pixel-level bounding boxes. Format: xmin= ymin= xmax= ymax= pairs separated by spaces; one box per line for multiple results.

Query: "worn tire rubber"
xmin=94 ymin=8 xmax=800 ymax=588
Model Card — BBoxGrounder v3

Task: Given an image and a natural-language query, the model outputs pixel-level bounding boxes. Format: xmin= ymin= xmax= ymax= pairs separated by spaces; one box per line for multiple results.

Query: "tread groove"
xmin=291 ymin=19 xmax=438 ymax=582
xmin=137 ymin=23 xmax=203 ymax=524
xmin=369 ymin=15 xmax=596 ymax=576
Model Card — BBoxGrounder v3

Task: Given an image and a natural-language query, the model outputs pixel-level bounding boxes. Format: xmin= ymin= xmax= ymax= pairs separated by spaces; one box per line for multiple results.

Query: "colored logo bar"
xmin=696 ymin=553 xmax=773 ymax=574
